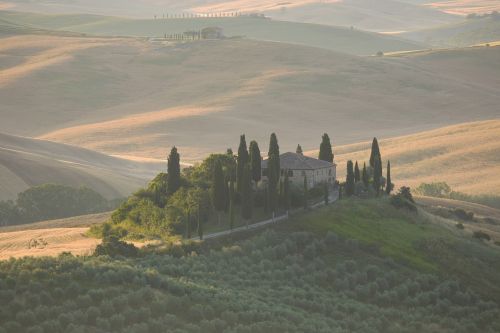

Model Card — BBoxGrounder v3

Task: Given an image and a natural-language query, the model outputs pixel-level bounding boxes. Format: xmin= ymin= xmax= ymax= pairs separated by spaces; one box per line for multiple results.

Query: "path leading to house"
xmin=192 ymin=189 xmax=339 ymax=241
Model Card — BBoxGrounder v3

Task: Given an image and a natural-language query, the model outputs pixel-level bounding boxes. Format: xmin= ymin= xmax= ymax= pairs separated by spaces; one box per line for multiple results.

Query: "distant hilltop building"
xmin=201 ymin=27 xmax=224 ymax=39
xmin=261 ymin=152 xmax=336 ymax=188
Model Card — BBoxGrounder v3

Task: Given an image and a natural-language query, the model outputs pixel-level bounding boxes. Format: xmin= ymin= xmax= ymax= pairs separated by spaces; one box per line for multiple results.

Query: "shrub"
xmin=473 ymin=231 xmax=491 ymax=242
xmin=453 ymin=209 xmax=474 ymax=221
xmin=391 ymin=187 xmax=417 ymax=212
xmin=456 ymin=223 xmax=464 ymax=230
xmin=94 ymin=236 xmax=138 ymax=257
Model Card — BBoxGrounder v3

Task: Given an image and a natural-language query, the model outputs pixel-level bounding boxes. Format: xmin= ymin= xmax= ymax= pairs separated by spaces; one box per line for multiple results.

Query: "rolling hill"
xmin=0 ymin=132 xmax=163 ymax=201
xmin=331 ymin=119 xmax=500 ymax=196
xmin=2 ymin=0 xmax=461 ymax=32
xmin=0 ymin=33 xmax=497 ymax=162
xmin=402 ymin=15 xmax=500 ymax=46
xmin=0 ymin=11 xmax=424 ymax=55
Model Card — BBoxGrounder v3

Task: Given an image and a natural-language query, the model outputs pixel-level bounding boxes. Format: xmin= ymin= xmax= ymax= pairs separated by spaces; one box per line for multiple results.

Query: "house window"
xmin=263 ymin=168 xmax=268 ymax=177
xmin=329 ymin=169 xmax=332 ymax=176
xmin=301 ymin=171 xmax=305 ymax=177
xmin=288 ymin=170 xmax=293 ymax=177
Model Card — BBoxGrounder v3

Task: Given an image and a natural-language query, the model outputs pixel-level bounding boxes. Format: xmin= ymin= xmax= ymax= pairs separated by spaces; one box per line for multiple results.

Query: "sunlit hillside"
xmin=0 ymin=32 xmax=498 ymax=163
xmin=332 ymin=120 xmax=500 ymax=195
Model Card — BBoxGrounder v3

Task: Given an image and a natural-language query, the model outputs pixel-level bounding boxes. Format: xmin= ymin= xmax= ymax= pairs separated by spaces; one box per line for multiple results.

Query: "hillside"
xmin=0 ymin=11 xmax=424 ymax=55
xmin=0 ymin=132 xmax=162 ymax=200
xmin=1 ymin=33 xmax=498 ymax=163
xmin=2 ymin=0 xmax=461 ymax=32
xmin=402 ymin=15 xmax=500 ymax=46
xmin=1 ymin=198 xmax=500 ymax=332
xmin=332 ymin=120 xmax=500 ymax=196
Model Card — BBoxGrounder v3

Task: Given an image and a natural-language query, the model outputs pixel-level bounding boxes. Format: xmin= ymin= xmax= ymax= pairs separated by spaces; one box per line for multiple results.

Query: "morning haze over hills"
xmin=1 ymin=1 xmax=500 ymax=332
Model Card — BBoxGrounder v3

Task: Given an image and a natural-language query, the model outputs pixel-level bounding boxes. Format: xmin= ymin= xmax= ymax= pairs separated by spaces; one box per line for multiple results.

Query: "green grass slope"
xmin=0 ymin=11 xmax=424 ymax=55
xmin=279 ymin=198 xmax=500 ymax=301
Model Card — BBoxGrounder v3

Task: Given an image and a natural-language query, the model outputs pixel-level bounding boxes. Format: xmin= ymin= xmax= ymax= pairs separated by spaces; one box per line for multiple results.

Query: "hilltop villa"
xmin=261 ymin=152 xmax=336 ymax=188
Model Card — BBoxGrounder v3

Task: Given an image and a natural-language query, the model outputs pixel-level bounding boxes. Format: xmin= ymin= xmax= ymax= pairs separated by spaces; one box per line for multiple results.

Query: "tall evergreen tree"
xmin=362 ymin=162 xmax=369 ymax=187
xmin=186 ymin=210 xmax=191 ymax=239
xmin=241 ymin=164 xmax=253 ymax=226
xmin=267 ymin=133 xmax=280 ymax=213
xmin=386 ymin=160 xmax=393 ymax=195
xmin=324 ymin=183 xmax=329 ymax=205
xmin=249 ymin=140 xmax=261 ymax=183
xmin=212 ymin=160 xmax=226 ymax=224
xmin=229 ymin=178 xmax=235 ymax=231
xmin=236 ymin=135 xmax=249 ymax=193
xmin=346 ymin=160 xmax=355 ymax=196
xmin=167 ymin=147 xmax=181 ymax=195
xmin=319 ymin=133 xmax=334 ymax=162
xmin=373 ymin=157 xmax=382 ymax=195
xmin=283 ymin=170 xmax=291 ymax=212
xmin=303 ymin=175 xmax=309 ymax=210
xmin=197 ymin=203 xmax=203 ymax=240
xmin=296 ymin=144 xmax=303 ymax=155
xmin=369 ymin=137 xmax=381 ymax=168
xmin=354 ymin=161 xmax=361 ymax=182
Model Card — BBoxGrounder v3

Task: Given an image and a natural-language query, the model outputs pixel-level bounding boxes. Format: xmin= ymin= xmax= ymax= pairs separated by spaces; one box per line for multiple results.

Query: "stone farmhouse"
xmin=261 ymin=152 xmax=336 ymax=188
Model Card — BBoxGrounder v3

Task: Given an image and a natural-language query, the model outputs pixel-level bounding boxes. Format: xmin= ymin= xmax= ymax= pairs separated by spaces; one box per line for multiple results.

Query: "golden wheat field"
xmin=329 ymin=119 xmax=500 ymax=195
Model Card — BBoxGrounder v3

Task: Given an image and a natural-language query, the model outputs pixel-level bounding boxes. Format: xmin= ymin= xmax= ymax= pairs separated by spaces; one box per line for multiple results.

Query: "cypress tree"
xmin=324 ymin=183 xmax=329 ymax=205
xmin=386 ymin=160 xmax=393 ymax=195
xmin=369 ymin=137 xmax=381 ymax=168
xmin=346 ymin=160 xmax=355 ymax=196
xmin=373 ymin=157 xmax=382 ymax=195
xmin=212 ymin=160 xmax=226 ymax=224
xmin=283 ymin=170 xmax=290 ymax=212
xmin=224 ymin=175 xmax=230 ymax=212
xmin=268 ymin=133 xmax=280 ymax=213
xmin=237 ymin=135 xmax=249 ymax=193
xmin=362 ymin=162 xmax=369 ymax=187
xmin=186 ymin=210 xmax=191 ymax=239
xmin=229 ymin=178 xmax=235 ymax=231
xmin=249 ymin=140 xmax=261 ymax=183
xmin=303 ymin=175 xmax=309 ymax=210
xmin=296 ymin=144 xmax=303 ymax=155
xmin=241 ymin=164 xmax=253 ymax=226
xmin=319 ymin=133 xmax=334 ymax=162
xmin=354 ymin=161 xmax=360 ymax=182
xmin=197 ymin=203 xmax=203 ymax=240
xmin=167 ymin=147 xmax=181 ymax=195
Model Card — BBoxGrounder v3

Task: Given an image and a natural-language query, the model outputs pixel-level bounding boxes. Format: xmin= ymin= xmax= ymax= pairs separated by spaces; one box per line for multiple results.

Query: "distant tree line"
xmin=0 ymin=184 xmax=118 ymax=226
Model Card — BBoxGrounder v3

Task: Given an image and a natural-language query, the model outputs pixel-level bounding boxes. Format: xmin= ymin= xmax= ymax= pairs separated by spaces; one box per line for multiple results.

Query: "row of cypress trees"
xmin=345 ymin=138 xmax=393 ymax=197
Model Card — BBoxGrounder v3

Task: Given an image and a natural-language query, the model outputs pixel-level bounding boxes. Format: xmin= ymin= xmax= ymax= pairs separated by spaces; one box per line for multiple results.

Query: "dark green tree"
xmin=346 ymin=160 xmax=355 ymax=196
xmin=319 ymin=133 xmax=334 ymax=162
xmin=373 ymin=157 xmax=382 ymax=195
xmin=296 ymin=144 xmax=303 ymax=155
xmin=212 ymin=160 xmax=226 ymax=224
xmin=249 ymin=140 xmax=261 ymax=183
xmin=268 ymin=133 xmax=280 ymax=213
xmin=237 ymin=135 xmax=249 ymax=193
xmin=167 ymin=147 xmax=181 ymax=195
xmin=354 ymin=161 xmax=361 ymax=182
xmin=241 ymin=164 xmax=253 ymax=226
xmin=283 ymin=170 xmax=291 ymax=212
xmin=386 ymin=160 xmax=393 ymax=195
xmin=324 ymin=183 xmax=329 ymax=205
xmin=229 ymin=178 xmax=235 ymax=231
xmin=362 ymin=162 xmax=369 ymax=187
xmin=197 ymin=203 xmax=203 ymax=240
xmin=303 ymin=175 xmax=309 ymax=210
xmin=186 ymin=210 xmax=191 ymax=239
xmin=369 ymin=137 xmax=381 ymax=168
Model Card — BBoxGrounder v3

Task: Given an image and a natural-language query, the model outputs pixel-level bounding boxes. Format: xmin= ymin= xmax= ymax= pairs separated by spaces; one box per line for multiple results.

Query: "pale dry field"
xmin=191 ymin=0 xmax=340 ymax=13
xmin=0 ymin=35 xmax=497 ymax=163
xmin=330 ymin=120 xmax=500 ymax=195
xmin=427 ymin=0 xmax=500 ymax=15
xmin=0 ymin=227 xmax=99 ymax=260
